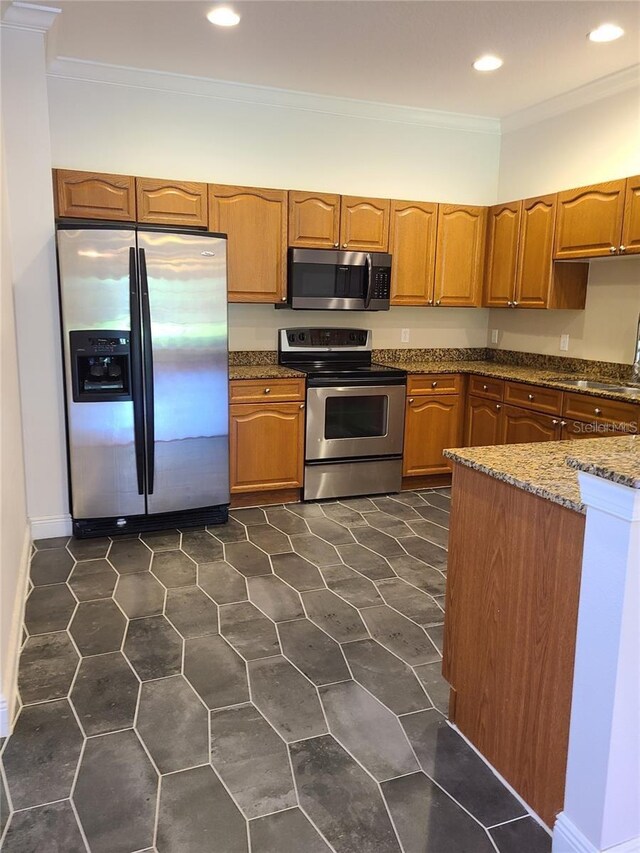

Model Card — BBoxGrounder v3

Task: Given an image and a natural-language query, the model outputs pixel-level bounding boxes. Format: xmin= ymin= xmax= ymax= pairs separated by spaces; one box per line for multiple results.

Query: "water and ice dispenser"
xmin=70 ymin=331 xmax=132 ymax=402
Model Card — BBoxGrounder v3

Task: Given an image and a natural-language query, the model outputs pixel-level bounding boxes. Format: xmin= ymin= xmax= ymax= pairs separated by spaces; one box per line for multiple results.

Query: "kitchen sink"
xmin=549 ymin=377 xmax=640 ymax=395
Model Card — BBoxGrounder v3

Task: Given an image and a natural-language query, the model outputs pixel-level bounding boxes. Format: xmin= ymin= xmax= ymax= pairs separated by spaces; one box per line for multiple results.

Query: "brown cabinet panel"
xmin=502 ymin=405 xmax=560 ymax=444
xmin=403 ymin=394 xmax=462 ymax=476
xmin=554 ymin=179 xmax=626 ymax=259
xmin=484 ymin=201 xmax=521 ymax=307
xmin=230 ymin=402 xmax=304 ymax=492
xmin=54 ymin=169 xmax=135 ymax=221
xmin=288 ymin=191 xmax=340 ymax=248
xmin=562 ymin=392 xmax=639 ymax=429
xmin=465 ymin=396 xmax=503 ymax=447
xmin=503 ymin=381 xmax=563 ymax=415
xmin=339 ymin=196 xmax=390 ymax=251
xmin=561 ymin=419 xmax=632 ymax=441
xmin=621 ymin=175 xmax=640 ymax=255
xmin=136 ymin=178 xmax=208 ymax=227
xmin=389 ymin=200 xmax=438 ymax=305
xmin=229 ymin=378 xmax=305 ymax=404
xmin=515 ymin=194 xmax=555 ymax=308
xmin=407 ymin=374 xmax=462 ymax=396
xmin=468 ymin=376 xmax=504 ymax=401
xmin=434 ymin=204 xmax=487 ymax=307
xmin=209 ymin=185 xmax=287 ymax=303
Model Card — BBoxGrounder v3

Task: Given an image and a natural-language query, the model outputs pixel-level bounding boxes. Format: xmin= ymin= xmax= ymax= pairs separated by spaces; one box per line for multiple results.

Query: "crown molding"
xmin=1 ymin=1 xmax=61 ymax=33
xmin=502 ymin=64 xmax=640 ymax=134
xmin=46 ymin=56 xmax=501 ymax=136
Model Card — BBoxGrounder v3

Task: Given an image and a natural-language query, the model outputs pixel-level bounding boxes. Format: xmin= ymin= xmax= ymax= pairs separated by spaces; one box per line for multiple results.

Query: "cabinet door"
xmin=288 ymin=191 xmax=340 ymax=248
xmin=209 ymin=185 xmax=287 ymax=303
xmin=389 ymin=200 xmax=438 ymax=306
xmin=434 ymin=205 xmax=487 ymax=307
xmin=339 ymin=196 xmax=390 ymax=251
xmin=403 ymin=394 xmax=462 ymax=476
xmin=136 ymin=178 xmax=208 ymax=227
xmin=54 ymin=169 xmax=135 ymax=221
xmin=502 ymin=405 xmax=560 ymax=444
xmin=514 ymin=194 xmax=556 ymax=308
xmin=465 ymin=396 xmax=503 ymax=447
xmin=230 ymin=402 xmax=304 ymax=492
xmin=554 ymin=180 xmax=626 ymax=259
xmin=621 ymin=175 xmax=640 ymax=255
xmin=484 ymin=201 xmax=521 ymax=307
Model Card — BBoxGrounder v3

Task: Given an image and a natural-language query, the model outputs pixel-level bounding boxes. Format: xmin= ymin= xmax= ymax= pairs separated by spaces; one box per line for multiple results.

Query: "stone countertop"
xmin=376 ymin=358 xmax=640 ymax=404
xmin=444 ymin=436 xmax=640 ymax=513
xmin=229 ymin=365 xmax=304 ymax=381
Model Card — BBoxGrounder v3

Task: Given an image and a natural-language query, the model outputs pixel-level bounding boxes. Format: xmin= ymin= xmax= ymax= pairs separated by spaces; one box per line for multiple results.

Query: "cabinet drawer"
xmin=229 ymin=378 xmax=305 ymax=403
xmin=562 ymin=393 xmax=639 ymax=428
xmin=468 ymin=375 xmax=504 ymax=401
xmin=504 ymin=381 xmax=563 ymax=415
xmin=407 ymin=374 xmax=461 ymax=396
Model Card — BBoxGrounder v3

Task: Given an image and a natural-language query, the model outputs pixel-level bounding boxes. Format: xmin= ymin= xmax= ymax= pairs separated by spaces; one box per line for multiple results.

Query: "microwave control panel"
xmin=372 ymin=268 xmax=391 ymax=300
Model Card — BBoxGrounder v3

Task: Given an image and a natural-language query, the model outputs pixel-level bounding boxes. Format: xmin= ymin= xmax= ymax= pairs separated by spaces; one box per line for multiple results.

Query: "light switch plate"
xmin=491 ymin=329 xmax=499 ymax=344
xmin=560 ymin=334 xmax=569 ymax=352
xmin=401 ymin=328 xmax=410 ymax=343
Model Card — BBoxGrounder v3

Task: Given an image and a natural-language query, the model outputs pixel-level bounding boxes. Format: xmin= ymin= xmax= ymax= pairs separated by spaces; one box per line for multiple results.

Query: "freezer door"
xmin=57 ymin=227 xmax=146 ymax=519
xmin=138 ymin=230 xmax=229 ymax=514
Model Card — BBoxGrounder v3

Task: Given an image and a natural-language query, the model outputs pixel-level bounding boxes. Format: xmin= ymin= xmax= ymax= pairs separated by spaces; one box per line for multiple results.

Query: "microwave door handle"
xmin=363 ymin=254 xmax=373 ymax=308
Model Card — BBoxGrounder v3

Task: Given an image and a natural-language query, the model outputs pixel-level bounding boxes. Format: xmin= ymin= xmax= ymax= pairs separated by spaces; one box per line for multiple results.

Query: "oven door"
xmin=306 ymin=383 xmax=405 ymax=461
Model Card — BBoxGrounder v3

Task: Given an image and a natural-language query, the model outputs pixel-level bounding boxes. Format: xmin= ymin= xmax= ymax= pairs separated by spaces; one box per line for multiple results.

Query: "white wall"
xmin=0 ymin=142 xmax=30 ymax=734
xmin=493 ymin=88 xmax=640 ymax=364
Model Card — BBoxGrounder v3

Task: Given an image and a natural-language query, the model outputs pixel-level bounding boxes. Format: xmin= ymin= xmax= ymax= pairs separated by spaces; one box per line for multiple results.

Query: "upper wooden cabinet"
xmin=484 ymin=202 xmax=521 ymax=308
xmin=288 ymin=191 xmax=340 ymax=248
xmin=389 ymin=200 xmax=438 ymax=306
xmin=434 ymin=204 xmax=486 ymax=307
xmin=209 ymin=185 xmax=287 ymax=303
xmin=554 ymin=179 xmax=626 ymax=259
xmin=622 ymin=175 xmax=640 ymax=255
xmin=136 ymin=178 xmax=208 ymax=227
xmin=339 ymin=196 xmax=390 ymax=251
xmin=54 ymin=170 xmax=136 ymax=221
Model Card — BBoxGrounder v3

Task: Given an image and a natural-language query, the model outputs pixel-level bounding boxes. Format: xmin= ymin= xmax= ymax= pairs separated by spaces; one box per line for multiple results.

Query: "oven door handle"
xmin=307 ymin=376 xmax=407 ymax=388
xmin=363 ymin=254 xmax=373 ymax=309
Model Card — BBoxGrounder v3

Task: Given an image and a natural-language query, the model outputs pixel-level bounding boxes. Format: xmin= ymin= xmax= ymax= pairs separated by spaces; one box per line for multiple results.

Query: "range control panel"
xmin=283 ymin=328 xmax=370 ymax=348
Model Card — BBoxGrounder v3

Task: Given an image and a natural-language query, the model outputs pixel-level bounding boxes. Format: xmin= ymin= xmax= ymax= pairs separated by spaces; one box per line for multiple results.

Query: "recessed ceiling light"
xmin=588 ymin=23 xmax=624 ymax=42
xmin=207 ymin=6 xmax=240 ymax=27
xmin=473 ymin=55 xmax=503 ymax=72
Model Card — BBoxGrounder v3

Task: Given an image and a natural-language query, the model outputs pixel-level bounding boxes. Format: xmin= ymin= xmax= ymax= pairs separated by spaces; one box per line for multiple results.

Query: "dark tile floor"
xmin=0 ymin=488 xmax=552 ymax=853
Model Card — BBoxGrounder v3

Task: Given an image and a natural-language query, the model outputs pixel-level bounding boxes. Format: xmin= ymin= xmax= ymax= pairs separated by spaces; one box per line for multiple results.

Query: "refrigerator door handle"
xmin=129 ymin=247 xmax=145 ymax=496
xmin=139 ymin=247 xmax=155 ymax=495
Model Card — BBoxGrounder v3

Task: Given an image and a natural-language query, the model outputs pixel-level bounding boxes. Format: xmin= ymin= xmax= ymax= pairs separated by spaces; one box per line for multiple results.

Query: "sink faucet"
xmin=633 ymin=313 xmax=640 ymax=383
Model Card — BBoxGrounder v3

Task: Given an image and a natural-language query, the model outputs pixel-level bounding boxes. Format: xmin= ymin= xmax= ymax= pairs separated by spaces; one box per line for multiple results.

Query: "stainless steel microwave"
xmin=287 ymin=248 xmax=392 ymax=311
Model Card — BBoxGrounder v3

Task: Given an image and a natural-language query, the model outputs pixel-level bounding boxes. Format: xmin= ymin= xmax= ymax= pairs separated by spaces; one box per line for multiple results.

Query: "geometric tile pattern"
xmin=0 ymin=489 xmax=551 ymax=852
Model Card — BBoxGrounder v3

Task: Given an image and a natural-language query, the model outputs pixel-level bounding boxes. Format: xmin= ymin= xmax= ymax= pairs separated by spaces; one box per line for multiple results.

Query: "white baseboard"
xmin=553 ymin=813 xmax=640 ymax=853
xmin=0 ymin=526 xmax=31 ymax=737
xmin=30 ymin=513 xmax=72 ymax=540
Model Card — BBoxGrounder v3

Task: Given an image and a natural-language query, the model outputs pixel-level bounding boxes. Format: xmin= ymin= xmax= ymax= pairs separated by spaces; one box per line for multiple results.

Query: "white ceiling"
xmin=45 ymin=0 xmax=640 ymax=118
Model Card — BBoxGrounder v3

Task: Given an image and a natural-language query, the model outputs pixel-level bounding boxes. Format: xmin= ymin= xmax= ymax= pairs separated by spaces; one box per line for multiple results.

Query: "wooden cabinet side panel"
xmin=209 ymin=185 xmax=287 ymax=303
xmin=434 ymin=204 xmax=487 ymax=307
xmin=389 ymin=200 xmax=438 ymax=305
xmin=136 ymin=178 xmax=208 ymax=226
xmin=444 ymin=464 xmax=584 ymax=827
xmin=554 ymin=179 xmax=626 ymax=259
xmin=288 ymin=191 xmax=340 ymax=248
xmin=54 ymin=169 xmax=136 ymax=221
xmin=483 ymin=201 xmax=520 ymax=307
xmin=339 ymin=196 xmax=391 ymax=251
xmin=622 ymin=175 xmax=640 ymax=254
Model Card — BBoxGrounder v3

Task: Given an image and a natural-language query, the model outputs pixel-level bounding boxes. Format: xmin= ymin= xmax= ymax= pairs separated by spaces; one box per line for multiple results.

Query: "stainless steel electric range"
xmin=278 ymin=328 xmax=407 ymax=500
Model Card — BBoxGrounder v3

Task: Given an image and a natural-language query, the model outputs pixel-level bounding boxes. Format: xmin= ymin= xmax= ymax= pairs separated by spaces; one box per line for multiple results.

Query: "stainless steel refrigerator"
xmin=56 ymin=224 xmax=229 ymax=538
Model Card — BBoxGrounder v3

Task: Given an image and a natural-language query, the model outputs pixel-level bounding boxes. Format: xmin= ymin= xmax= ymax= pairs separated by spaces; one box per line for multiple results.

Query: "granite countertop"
xmin=229 ymin=365 xmax=304 ymax=381
xmin=444 ymin=436 xmax=640 ymax=513
xmin=376 ymin=358 xmax=640 ymax=404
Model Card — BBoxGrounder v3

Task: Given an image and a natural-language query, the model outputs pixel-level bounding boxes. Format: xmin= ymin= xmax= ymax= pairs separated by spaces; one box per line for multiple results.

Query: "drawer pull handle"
xmin=594 ymin=407 xmax=602 ymax=415
xmin=431 ymin=381 xmax=437 ymax=388
xmin=528 ymin=393 xmax=535 ymax=401
xmin=264 ymin=388 xmax=271 ymax=394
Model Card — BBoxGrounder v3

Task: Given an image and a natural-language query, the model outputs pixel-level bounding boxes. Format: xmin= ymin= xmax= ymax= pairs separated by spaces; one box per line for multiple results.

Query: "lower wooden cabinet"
xmin=229 ymin=401 xmax=305 ymax=492
xmin=465 ymin=396 xmax=503 ymax=446
xmin=403 ymin=394 xmax=462 ymax=476
xmin=502 ymin=405 xmax=560 ymax=444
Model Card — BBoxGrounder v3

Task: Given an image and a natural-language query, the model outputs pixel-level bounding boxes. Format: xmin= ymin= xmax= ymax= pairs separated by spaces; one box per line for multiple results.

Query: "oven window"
xmin=325 ymin=395 xmax=388 ymax=439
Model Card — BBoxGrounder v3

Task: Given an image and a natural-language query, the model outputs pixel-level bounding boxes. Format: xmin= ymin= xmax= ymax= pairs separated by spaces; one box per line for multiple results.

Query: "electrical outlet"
xmin=560 ymin=334 xmax=569 ymax=352
xmin=491 ymin=329 xmax=499 ymax=344
xmin=401 ymin=328 xmax=410 ymax=343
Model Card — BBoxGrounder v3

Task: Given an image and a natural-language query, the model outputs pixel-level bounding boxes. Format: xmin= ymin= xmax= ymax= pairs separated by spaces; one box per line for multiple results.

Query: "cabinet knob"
xmin=408 ymin=397 xmax=414 ymax=403
xmin=482 ymin=384 xmax=488 ymax=391
xmin=431 ymin=381 xmax=437 ymax=388
xmin=496 ymin=404 xmax=502 ymax=410
xmin=594 ymin=407 xmax=602 ymax=415
xmin=560 ymin=420 xmax=567 ymax=427
xmin=281 ymin=296 xmax=287 ymax=302
xmin=334 ymin=242 xmax=339 ymax=248
xmin=620 ymin=245 xmax=626 ymax=253
xmin=507 ymin=301 xmax=512 ymax=307
xmin=299 ymin=403 xmax=305 ymax=409
xmin=264 ymin=388 xmax=271 ymax=394
xmin=528 ymin=393 xmax=535 ymax=401
xmin=609 ymin=246 xmax=617 ymax=254
xmin=342 ymin=243 xmax=348 ymax=248
xmin=512 ymin=301 xmax=518 ymax=307
xmin=552 ymin=419 xmax=559 ymax=425
xmin=427 ymin=299 xmax=433 ymax=306
xmin=435 ymin=299 xmax=441 ymax=306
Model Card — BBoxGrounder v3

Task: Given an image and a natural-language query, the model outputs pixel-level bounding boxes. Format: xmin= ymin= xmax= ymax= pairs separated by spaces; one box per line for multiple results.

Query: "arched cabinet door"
xmin=434 ymin=204 xmax=487 ymax=307
xmin=389 ymin=200 xmax=438 ymax=306
xmin=403 ymin=394 xmax=462 ymax=477
xmin=621 ymin=175 xmax=640 ymax=255
xmin=136 ymin=178 xmax=208 ymax=227
xmin=339 ymin=196 xmax=390 ymax=252
xmin=54 ymin=169 xmax=136 ymax=221
xmin=484 ymin=201 xmax=521 ymax=307
xmin=554 ymin=180 xmax=626 ymax=259
xmin=288 ymin=191 xmax=340 ymax=248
